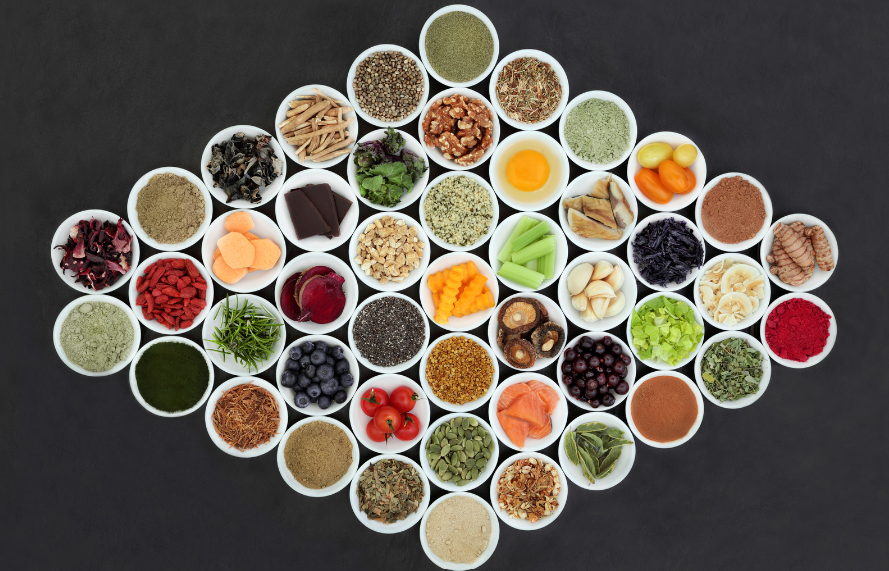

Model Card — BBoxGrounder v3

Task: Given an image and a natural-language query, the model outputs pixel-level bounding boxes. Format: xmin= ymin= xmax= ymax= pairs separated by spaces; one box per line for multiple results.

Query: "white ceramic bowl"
xmin=558 ymin=252 xmax=636 ymax=332
xmin=273 ymin=85 xmax=357 ymax=169
xmin=625 ymin=371 xmax=704 ymax=448
xmin=627 ymin=212 xmax=705 ymax=292
xmin=275 ymin=335 xmax=360 ymax=416
xmin=419 ymin=333 xmax=500 ymax=413
xmin=557 ymin=412 xmax=636 ymax=491
xmin=348 ymin=374 xmax=431 ymax=454
xmin=419 ymin=491 xmax=500 ymax=570
xmin=129 ymin=337 xmax=214 ymax=417
xmin=349 ymin=213 xmax=431 ymax=293
xmin=487 ymin=292 xmax=568 ymax=373
xmin=200 ymin=125 xmax=286 ymax=207
xmin=53 ymin=294 xmax=141 ymax=377
xmin=555 ymin=332 xmax=636 ymax=412
xmin=419 ymin=171 xmax=499 ymax=252
xmin=558 ymin=171 xmax=638 ymax=252
xmin=695 ymin=172 xmax=773 ymax=252
xmin=759 ymin=292 xmax=837 ymax=368
xmin=487 ymin=211 xmax=568 ymax=292
xmin=346 ymin=128 xmax=430 ymax=212
xmin=274 ymin=169 xmax=359 ymax=251
xmin=350 ymin=454 xmax=431 ymax=533
xmin=200 ymin=209 xmax=286 ymax=294
xmin=418 ymin=88 xmax=501 ymax=171
xmin=489 ymin=452 xmax=568 ymax=530
xmin=694 ymin=331 xmax=772 ymax=409
xmin=346 ymin=45 xmax=430 ymax=128
xmin=127 ymin=252 xmax=214 ymax=335
xmin=50 ymin=209 xmax=140 ymax=295
xmin=348 ymin=292 xmax=430 ymax=374
xmin=201 ymin=293 xmax=287 ymax=376
xmin=488 ymin=49 xmax=569 ymax=130
xmin=420 ymin=252 xmax=499 ymax=332
xmin=626 ymin=292 xmax=705 ymax=371
xmin=204 ymin=377 xmax=288 ymax=458
xmin=126 ymin=167 xmax=212 ymax=251
xmin=488 ymin=374 xmax=568 ymax=453
xmin=692 ymin=253 xmax=771 ymax=331
xmin=759 ymin=213 xmax=839 ymax=293
xmin=558 ymin=90 xmax=637 ymax=171
xmin=627 ymin=131 xmax=707 ymax=212
xmin=419 ymin=413 xmax=500 ymax=492
xmin=419 ymin=4 xmax=499 ymax=88
xmin=277 ymin=416 xmax=359 ymax=496
xmin=273 ymin=253 xmax=358 ymax=335
xmin=488 ymin=131 xmax=570 ymax=211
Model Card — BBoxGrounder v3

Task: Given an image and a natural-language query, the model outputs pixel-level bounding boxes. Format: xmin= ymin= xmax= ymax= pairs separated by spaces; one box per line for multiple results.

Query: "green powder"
xmin=564 ymin=99 xmax=630 ymax=164
xmin=59 ymin=302 xmax=134 ymax=372
xmin=425 ymin=11 xmax=494 ymax=83
xmin=135 ymin=342 xmax=210 ymax=412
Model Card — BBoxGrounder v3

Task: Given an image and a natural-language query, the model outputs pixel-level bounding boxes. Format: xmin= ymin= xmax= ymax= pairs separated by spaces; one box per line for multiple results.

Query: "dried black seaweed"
xmin=207 ymin=132 xmax=283 ymax=204
xmin=631 ymin=217 xmax=704 ymax=287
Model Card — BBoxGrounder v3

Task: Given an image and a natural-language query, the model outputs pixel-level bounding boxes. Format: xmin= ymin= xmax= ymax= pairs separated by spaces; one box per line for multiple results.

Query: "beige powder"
xmin=425 ymin=496 xmax=491 ymax=564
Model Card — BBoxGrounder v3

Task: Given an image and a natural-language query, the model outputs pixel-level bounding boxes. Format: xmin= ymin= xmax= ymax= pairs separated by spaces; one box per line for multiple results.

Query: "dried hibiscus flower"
xmin=55 ymin=218 xmax=133 ymax=290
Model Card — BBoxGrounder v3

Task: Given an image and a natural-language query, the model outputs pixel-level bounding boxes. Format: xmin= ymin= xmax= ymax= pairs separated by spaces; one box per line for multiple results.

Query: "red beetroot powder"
xmin=765 ymin=299 xmax=831 ymax=362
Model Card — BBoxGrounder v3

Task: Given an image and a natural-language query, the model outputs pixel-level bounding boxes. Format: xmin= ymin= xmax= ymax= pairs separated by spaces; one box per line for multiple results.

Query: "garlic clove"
xmin=566 ymin=263 xmax=594 ymax=295
xmin=604 ymin=291 xmax=626 ymax=317
xmin=571 ymin=293 xmax=589 ymax=312
xmin=584 ymin=280 xmax=616 ymax=300
xmin=603 ymin=265 xmax=623 ymax=291
xmin=580 ymin=303 xmax=599 ymax=322
xmin=590 ymin=296 xmax=610 ymax=320
xmin=592 ymin=260 xmax=614 ymax=281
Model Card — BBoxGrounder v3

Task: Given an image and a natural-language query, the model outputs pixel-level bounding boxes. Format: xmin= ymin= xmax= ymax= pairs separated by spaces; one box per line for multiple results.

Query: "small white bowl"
xmin=489 ymin=452 xmax=568 ymax=530
xmin=555 ymin=332 xmax=636 ymax=413
xmin=487 ymin=292 xmax=568 ymax=373
xmin=204 ymin=377 xmax=288 ymax=458
xmin=129 ymin=337 xmax=214 ymax=417
xmin=126 ymin=167 xmax=212 ymax=251
xmin=759 ymin=292 xmax=837 ymax=368
xmin=350 ymin=454 xmax=431 ymax=533
xmin=417 ymin=88 xmax=501 ymax=171
xmin=200 ymin=125 xmax=286 ymax=207
xmin=349 ymin=212 xmax=431 ymax=293
xmin=627 ymin=131 xmax=707 ymax=212
xmin=277 ymin=416 xmax=359 ymax=496
xmin=558 ymin=171 xmax=638 ymax=252
xmin=488 ymin=131 xmax=570 ymax=211
xmin=488 ymin=374 xmax=568 ymax=453
xmin=695 ymin=173 xmax=773 ymax=252
xmin=348 ymin=374 xmax=431 ymax=454
xmin=420 ymin=252 xmax=499 ymax=332
xmin=627 ymin=212 xmax=705 ymax=292
xmin=346 ymin=45 xmax=430 ymax=128
xmin=625 ymin=371 xmax=704 ymax=448
xmin=419 ymin=413 xmax=500 ymax=492
xmin=273 ymin=253 xmax=358 ymax=335
xmin=419 ymin=5 xmax=499 ymax=88
xmin=419 ymin=333 xmax=500 ymax=413
xmin=558 ymin=252 xmax=636 ymax=332
xmin=50 ymin=210 xmax=140 ymax=295
xmin=420 ymin=491 xmax=500 ymax=570
xmin=488 ymin=49 xmax=569 ymax=131
xmin=694 ymin=331 xmax=772 ymax=409
xmin=692 ymin=253 xmax=771 ymax=331
xmin=201 ymin=293 xmax=287 ymax=376
xmin=53 ymin=294 xmax=141 ymax=377
xmin=348 ymin=292 xmax=430 ymax=374
xmin=274 ymin=169 xmax=359 ymax=252
xmin=419 ymin=171 xmax=499 ymax=252
xmin=200 ymin=209 xmax=287 ymax=294
xmin=273 ymin=85 xmax=358 ymax=169
xmin=487 ymin=211 xmax=568 ymax=292
xmin=626 ymin=292 xmax=705 ymax=371
xmin=558 ymin=90 xmax=637 ymax=171
xmin=275 ymin=335 xmax=360 ymax=416
xmin=759 ymin=213 xmax=839 ymax=293
xmin=557 ymin=412 xmax=636 ymax=491
xmin=346 ymin=128 xmax=430 ymax=212
xmin=127 ymin=252 xmax=215 ymax=335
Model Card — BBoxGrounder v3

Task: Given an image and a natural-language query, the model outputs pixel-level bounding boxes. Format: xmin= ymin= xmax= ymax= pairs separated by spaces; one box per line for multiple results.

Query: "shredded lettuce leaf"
xmin=630 ymin=296 xmax=704 ymax=366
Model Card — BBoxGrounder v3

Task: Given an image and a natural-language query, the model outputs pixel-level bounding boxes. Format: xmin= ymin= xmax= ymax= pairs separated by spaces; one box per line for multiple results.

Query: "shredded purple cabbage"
xmin=631 ymin=217 xmax=703 ymax=287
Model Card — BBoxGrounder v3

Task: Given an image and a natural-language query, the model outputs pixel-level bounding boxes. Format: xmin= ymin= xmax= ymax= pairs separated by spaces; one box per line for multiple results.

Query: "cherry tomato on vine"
xmin=390 ymin=386 xmax=423 ymax=413
xmin=373 ymin=405 xmax=402 ymax=435
xmin=635 ymin=167 xmax=674 ymax=204
xmin=360 ymin=388 xmax=389 ymax=417
xmin=394 ymin=413 xmax=420 ymax=441
xmin=366 ymin=419 xmax=390 ymax=443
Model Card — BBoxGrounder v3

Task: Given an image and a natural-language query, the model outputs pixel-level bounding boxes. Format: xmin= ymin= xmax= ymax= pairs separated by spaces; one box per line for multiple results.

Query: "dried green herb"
xmin=701 ymin=337 xmax=764 ymax=401
xmin=356 ymin=459 xmax=424 ymax=524
xmin=564 ymin=423 xmax=633 ymax=484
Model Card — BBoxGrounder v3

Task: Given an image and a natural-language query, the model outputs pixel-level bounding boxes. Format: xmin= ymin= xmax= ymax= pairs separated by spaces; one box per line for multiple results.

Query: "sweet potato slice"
xmin=241 ymin=231 xmax=260 ymax=241
xmin=213 ymin=248 xmax=221 ymax=260
xmin=249 ymin=239 xmax=281 ymax=270
xmin=224 ymin=211 xmax=254 ymax=234
xmin=217 ymin=232 xmax=255 ymax=269
xmin=212 ymin=256 xmax=248 ymax=284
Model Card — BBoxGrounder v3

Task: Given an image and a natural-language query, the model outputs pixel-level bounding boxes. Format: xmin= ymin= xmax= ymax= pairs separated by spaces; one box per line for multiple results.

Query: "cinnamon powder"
xmin=631 ymin=376 xmax=698 ymax=443
xmin=701 ymin=176 xmax=766 ymax=244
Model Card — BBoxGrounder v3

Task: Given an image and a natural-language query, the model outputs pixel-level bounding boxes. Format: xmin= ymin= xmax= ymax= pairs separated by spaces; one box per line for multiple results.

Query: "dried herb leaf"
xmin=701 ymin=337 xmax=764 ymax=402
xmin=575 ymin=422 xmax=607 ymax=433
xmin=356 ymin=459 xmax=424 ymax=524
xmin=564 ymin=431 xmax=579 ymax=465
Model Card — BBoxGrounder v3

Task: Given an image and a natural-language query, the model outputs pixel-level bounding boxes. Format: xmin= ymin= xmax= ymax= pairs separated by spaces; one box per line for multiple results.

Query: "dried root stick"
xmin=774 ymin=223 xmax=815 ymax=270
xmin=767 ymin=241 xmax=810 ymax=286
xmin=804 ymin=225 xmax=834 ymax=271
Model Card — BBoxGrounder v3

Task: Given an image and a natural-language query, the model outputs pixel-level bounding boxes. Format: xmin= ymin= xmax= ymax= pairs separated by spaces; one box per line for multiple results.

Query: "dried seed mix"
xmin=425 ymin=495 xmax=491 ymax=565
xmin=425 ymin=336 xmax=494 ymax=404
xmin=352 ymin=297 xmax=426 ymax=367
xmin=496 ymin=457 xmax=561 ymax=523
xmin=353 ymin=51 xmax=425 ymax=122
xmin=422 ymin=175 xmax=494 ymax=247
xmin=283 ymin=421 xmax=353 ymax=489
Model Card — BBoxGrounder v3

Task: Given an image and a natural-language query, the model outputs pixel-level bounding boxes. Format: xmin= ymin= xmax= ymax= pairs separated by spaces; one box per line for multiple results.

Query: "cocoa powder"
xmin=630 ymin=375 xmax=698 ymax=443
xmin=701 ymin=176 xmax=766 ymax=244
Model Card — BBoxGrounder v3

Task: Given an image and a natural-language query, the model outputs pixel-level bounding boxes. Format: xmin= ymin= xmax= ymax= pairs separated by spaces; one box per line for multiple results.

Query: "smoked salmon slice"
xmin=497 ymin=383 xmax=531 ymax=412
xmin=497 ymin=411 xmax=530 ymax=449
xmin=527 ymin=415 xmax=552 ymax=440
xmin=501 ymin=392 xmax=549 ymax=430
xmin=525 ymin=380 xmax=560 ymax=414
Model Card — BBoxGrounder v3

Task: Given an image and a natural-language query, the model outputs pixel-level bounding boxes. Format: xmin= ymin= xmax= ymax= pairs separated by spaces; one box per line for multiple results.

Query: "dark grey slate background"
xmin=2 ymin=0 xmax=886 ymax=569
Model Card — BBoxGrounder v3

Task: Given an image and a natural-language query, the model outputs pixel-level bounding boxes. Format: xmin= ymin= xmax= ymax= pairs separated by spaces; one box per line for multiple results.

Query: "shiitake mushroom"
xmin=530 ymin=321 xmax=565 ymax=359
xmin=504 ymin=338 xmax=537 ymax=369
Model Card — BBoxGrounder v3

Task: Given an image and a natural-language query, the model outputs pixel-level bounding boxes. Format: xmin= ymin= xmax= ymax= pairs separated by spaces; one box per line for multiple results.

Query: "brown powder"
xmin=283 ymin=421 xmax=352 ymax=489
xmin=135 ymin=173 xmax=206 ymax=244
xmin=630 ymin=376 xmax=698 ymax=443
xmin=425 ymin=496 xmax=491 ymax=564
xmin=701 ymin=176 xmax=766 ymax=243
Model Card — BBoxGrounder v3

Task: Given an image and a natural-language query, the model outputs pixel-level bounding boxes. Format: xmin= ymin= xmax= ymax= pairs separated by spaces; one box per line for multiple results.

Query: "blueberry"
xmin=299 ymin=355 xmax=312 ymax=368
xmin=329 ymin=346 xmax=344 ymax=360
xmin=297 ymin=374 xmax=312 ymax=389
xmin=320 ymin=378 xmax=339 ymax=396
xmin=285 ymin=358 xmax=300 ymax=371
xmin=281 ymin=370 xmax=298 ymax=388
xmin=314 ymin=340 xmax=328 ymax=353
xmin=294 ymin=391 xmax=310 ymax=408
xmin=325 ymin=355 xmax=335 ymax=367
xmin=317 ymin=395 xmax=332 ymax=410
xmin=305 ymin=364 xmax=317 ymax=379
xmin=310 ymin=349 xmax=327 ymax=366
xmin=335 ymin=360 xmax=350 ymax=375
xmin=289 ymin=346 xmax=303 ymax=360
xmin=306 ymin=383 xmax=322 ymax=398
xmin=309 ymin=395 xmax=319 ymax=403
xmin=333 ymin=390 xmax=347 ymax=404
xmin=300 ymin=341 xmax=315 ymax=354
xmin=339 ymin=373 xmax=355 ymax=387
xmin=316 ymin=364 xmax=334 ymax=382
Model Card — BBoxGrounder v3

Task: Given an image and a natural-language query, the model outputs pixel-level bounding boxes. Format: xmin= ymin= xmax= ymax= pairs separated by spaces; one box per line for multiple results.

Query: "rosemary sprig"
xmin=205 ymin=296 xmax=282 ymax=372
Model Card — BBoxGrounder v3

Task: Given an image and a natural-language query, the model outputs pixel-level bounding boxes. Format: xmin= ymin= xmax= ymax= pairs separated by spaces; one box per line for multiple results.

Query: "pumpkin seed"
xmin=425 ymin=416 xmax=493 ymax=484
xmin=428 ymin=443 xmax=441 ymax=454
xmin=440 ymin=470 xmax=453 ymax=481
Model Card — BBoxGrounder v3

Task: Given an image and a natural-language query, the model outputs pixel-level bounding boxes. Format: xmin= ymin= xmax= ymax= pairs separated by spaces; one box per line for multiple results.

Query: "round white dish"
xmin=759 ymin=292 xmax=837 ymax=369
xmin=488 ymin=373 xmax=568 ymax=453
xmin=346 ymin=128 xmax=430 ymax=212
xmin=419 ymin=4 xmax=499 ymax=88
xmin=200 ymin=125 xmax=286 ymax=207
xmin=419 ymin=171 xmax=499 ymax=252
xmin=627 ymin=131 xmax=707 ymax=212
xmin=204 ymin=377 xmax=288 ymax=458
xmin=417 ymin=87 xmax=500 ymax=171
xmin=488 ymin=452 xmax=568 ymax=530
xmin=126 ymin=167 xmax=212 ymax=251
xmin=555 ymin=332 xmax=636 ymax=413
xmin=348 ymin=374 xmax=431 ymax=454
xmin=277 ymin=416 xmax=359 ymax=496
xmin=692 ymin=253 xmax=771 ymax=331
xmin=419 ymin=252 xmax=499 ymax=332
xmin=558 ymin=171 xmax=638 ymax=252
xmin=557 ymin=252 xmax=636 ymax=332
xmin=627 ymin=212 xmax=705 ymax=292
xmin=348 ymin=292 xmax=430 ymax=374
xmin=346 ymin=45 xmax=430 ymax=128
xmin=759 ymin=213 xmax=839 ymax=293
xmin=558 ymin=90 xmax=637 ymax=171
xmin=275 ymin=335 xmax=360 ymax=416
xmin=350 ymin=454 xmax=431 ymax=533
xmin=419 ymin=413 xmax=500 ymax=493
xmin=694 ymin=331 xmax=772 ymax=409
xmin=626 ymin=291 xmax=705 ymax=370
xmin=349 ymin=212 xmax=431 ymax=293
xmin=273 ymin=85 xmax=357 ymax=169
xmin=488 ymin=131 xmax=570 ymax=211
xmin=487 ymin=211 xmax=568 ymax=292
xmin=419 ymin=491 xmax=500 ymax=570
xmin=488 ymin=49 xmax=569 ymax=131
xmin=419 ymin=333 xmax=500 ymax=413
xmin=273 ymin=252 xmax=358 ymax=335
xmin=273 ymin=169 xmax=358 ymax=252
xmin=486 ymin=292 xmax=568 ymax=373
xmin=201 ymin=293 xmax=287 ymax=376
xmin=625 ymin=371 xmax=704 ymax=448
xmin=129 ymin=336 xmax=214 ymax=417
xmin=557 ymin=412 xmax=636 ymax=491
xmin=695 ymin=172 xmax=773 ymax=252
xmin=127 ymin=252 xmax=214 ymax=335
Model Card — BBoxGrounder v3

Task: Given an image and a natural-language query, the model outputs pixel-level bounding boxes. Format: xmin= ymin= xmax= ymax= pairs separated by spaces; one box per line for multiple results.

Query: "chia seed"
xmin=352 ymin=297 xmax=426 ymax=367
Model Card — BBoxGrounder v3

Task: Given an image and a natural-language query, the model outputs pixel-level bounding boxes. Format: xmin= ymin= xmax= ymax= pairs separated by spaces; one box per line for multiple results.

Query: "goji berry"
xmin=145 ymin=295 xmax=155 ymax=313
xmin=154 ymin=295 xmax=170 ymax=305
xmin=170 ymin=259 xmax=186 ymax=269
xmin=135 ymin=293 xmax=146 ymax=306
xmin=192 ymin=281 xmax=207 ymax=291
xmin=180 ymin=320 xmax=194 ymax=329
xmin=180 ymin=287 xmax=197 ymax=298
xmin=161 ymin=287 xmax=179 ymax=297
xmin=190 ymin=299 xmax=207 ymax=309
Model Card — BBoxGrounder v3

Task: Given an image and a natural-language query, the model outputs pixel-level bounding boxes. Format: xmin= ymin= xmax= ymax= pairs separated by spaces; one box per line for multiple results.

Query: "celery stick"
xmin=524 ymin=258 xmax=538 ymax=272
xmin=498 ymin=261 xmax=545 ymax=289
xmin=497 ymin=216 xmax=536 ymax=263
xmin=537 ymin=250 xmax=555 ymax=280
xmin=511 ymin=235 xmax=556 ymax=265
xmin=509 ymin=220 xmax=550 ymax=252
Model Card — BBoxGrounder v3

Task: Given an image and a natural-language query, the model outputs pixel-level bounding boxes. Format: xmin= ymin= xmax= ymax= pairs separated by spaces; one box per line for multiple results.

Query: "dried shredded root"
xmin=212 ymin=383 xmax=280 ymax=450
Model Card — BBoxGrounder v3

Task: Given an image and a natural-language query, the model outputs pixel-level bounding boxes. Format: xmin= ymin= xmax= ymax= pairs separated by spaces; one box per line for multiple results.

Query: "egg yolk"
xmin=505 ymin=149 xmax=550 ymax=192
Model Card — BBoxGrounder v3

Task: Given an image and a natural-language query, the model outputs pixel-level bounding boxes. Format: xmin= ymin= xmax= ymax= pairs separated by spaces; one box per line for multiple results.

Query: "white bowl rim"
xmin=626 ymin=131 xmax=708 ymax=212
xmin=418 ymin=4 xmax=500 ymax=88
xmin=487 ymin=48 xmax=569 ymax=131
xmin=346 ymin=127 xmax=431 ymax=212
xmin=129 ymin=336 xmax=214 ymax=417
xmin=273 ymin=168 xmax=359 ymax=251
xmin=417 ymin=87 xmax=501 ymax=171
xmin=626 ymin=211 xmax=706 ymax=292
xmin=558 ymin=90 xmax=637 ymax=171
xmin=349 ymin=453 xmax=432 ymax=533
xmin=201 ymin=293 xmax=287 ymax=376
xmin=276 ymin=416 xmax=359 ymax=496
xmin=486 ymin=291 xmax=568 ymax=372
xmin=557 ymin=411 xmax=637 ymax=490
xmin=419 ymin=251 xmax=499 ymax=333
xmin=272 ymin=252 xmax=358 ymax=335
xmin=418 ymin=412 xmax=499 ymax=493
xmin=626 ymin=291 xmax=705 ymax=370
xmin=488 ymin=451 xmax=568 ymax=530
xmin=691 ymin=252 xmax=771 ymax=331
xmin=419 ymin=490 xmax=501 ymax=571
xmin=695 ymin=172 xmax=774 ymax=252
xmin=419 ymin=332 xmax=500 ymax=412
xmin=693 ymin=330 xmax=772 ymax=409
xmin=624 ymin=370 xmax=704 ymax=448
xmin=488 ymin=130 xmax=570 ymax=211
xmin=758 ymin=292 xmax=837 ymax=368
xmin=558 ymin=171 xmax=639 ymax=252
xmin=348 ymin=212 xmax=431 ymax=293
xmin=487 ymin=373 xmax=568 ymax=453
xmin=758 ymin=213 xmax=839 ymax=293
xmin=487 ymin=211 xmax=568 ymax=292
xmin=346 ymin=44 xmax=431 ymax=128
xmin=200 ymin=124 xmax=287 ymax=207
xmin=273 ymin=84 xmax=357 ymax=169
xmin=204 ymin=376 xmax=289 ymax=458
xmin=555 ymin=331 xmax=637 ymax=412
xmin=557 ymin=251 xmax=636 ymax=332
xmin=348 ymin=373 xmax=431 ymax=454
xmin=419 ymin=170 xmax=499 ymax=251
xmin=274 ymin=334 xmax=360 ymax=416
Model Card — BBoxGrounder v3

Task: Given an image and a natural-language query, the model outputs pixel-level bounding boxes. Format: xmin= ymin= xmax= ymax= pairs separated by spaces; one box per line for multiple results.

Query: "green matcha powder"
xmin=59 ymin=302 xmax=134 ymax=372
xmin=135 ymin=342 xmax=210 ymax=413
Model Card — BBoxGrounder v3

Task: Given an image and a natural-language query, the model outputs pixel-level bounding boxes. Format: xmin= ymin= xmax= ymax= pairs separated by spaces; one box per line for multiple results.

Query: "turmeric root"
xmin=789 ymin=221 xmax=816 ymax=269
xmin=774 ymin=222 xmax=815 ymax=270
xmin=766 ymin=241 xmax=810 ymax=286
xmin=804 ymin=225 xmax=835 ymax=271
